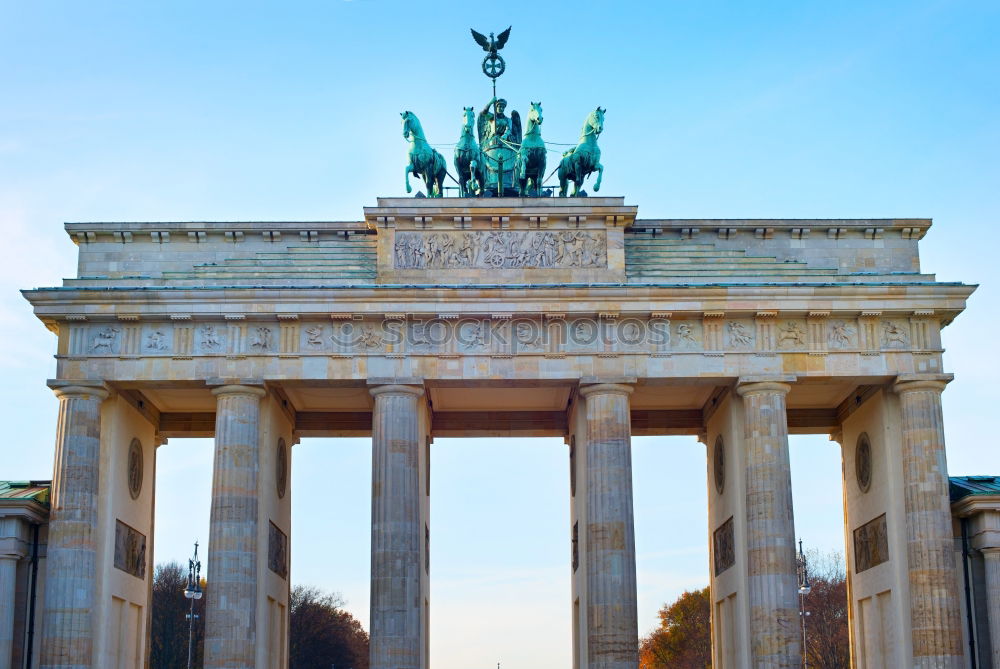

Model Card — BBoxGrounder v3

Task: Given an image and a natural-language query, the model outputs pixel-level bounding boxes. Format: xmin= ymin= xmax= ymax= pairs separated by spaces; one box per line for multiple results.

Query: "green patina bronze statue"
xmin=401 ymin=110 xmax=448 ymax=198
xmin=471 ymin=26 xmax=511 ymax=87
xmin=478 ymin=96 xmax=521 ymax=196
xmin=454 ymin=106 xmax=483 ymax=197
xmin=400 ymin=28 xmax=609 ymax=198
xmin=515 ymin=102 xmax=546 ymax=197
xmin=558 ymin=107 xmax=605 ymax=197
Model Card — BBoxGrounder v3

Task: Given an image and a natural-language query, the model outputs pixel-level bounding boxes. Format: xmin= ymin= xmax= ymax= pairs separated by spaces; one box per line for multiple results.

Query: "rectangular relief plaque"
xmin=114 ymin=519 xmax=147 ymax=580
xmin=394 ymin=230 xmax=607 ymax=270
xmin=853 ymin=513 xmax=889 ymax=573
xmin=713 ymin=516 xmax=735 ymax=576
xmin=268 ymin=521 xmax=288 ymax=579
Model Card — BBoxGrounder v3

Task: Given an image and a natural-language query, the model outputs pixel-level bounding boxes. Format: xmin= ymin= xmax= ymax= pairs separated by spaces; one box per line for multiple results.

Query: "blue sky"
xmin=1 ymin=1 xmax=998 ymax=666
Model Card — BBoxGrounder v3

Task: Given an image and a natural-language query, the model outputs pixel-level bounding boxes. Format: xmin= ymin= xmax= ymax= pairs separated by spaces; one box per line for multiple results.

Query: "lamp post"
xmin=183 ymin=541 xmax=203 ymax=669
xmin=796 ymin=538 xmax=811 ymax=669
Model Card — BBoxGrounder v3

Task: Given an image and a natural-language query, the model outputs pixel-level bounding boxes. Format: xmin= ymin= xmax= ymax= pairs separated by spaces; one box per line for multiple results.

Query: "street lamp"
xmin=796 ymin=538 xmax=811 ymax=669
xmin=183 ymin=541 xmax=203 ymax=669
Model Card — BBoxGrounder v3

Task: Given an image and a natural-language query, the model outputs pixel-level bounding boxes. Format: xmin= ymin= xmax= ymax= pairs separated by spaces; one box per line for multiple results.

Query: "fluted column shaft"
xmin=370 ymin=385 xmax=424 ymax=669
xmin=736 ymin=380 xmax=800 ymax=668
xmin=39 ymin=383 xmax=108 ymax=669
xmin=580 ymin=383 xmax=637 ymax=669
xmin=980 ymin=549 xmax=1000 ymax=667
xmin=204 ymin=384 xmax=266 ymax=669
xmin=894 ymin=379 xmax=964 ymax=667
xmin=0 ymin=554 xmax=19 ymax=669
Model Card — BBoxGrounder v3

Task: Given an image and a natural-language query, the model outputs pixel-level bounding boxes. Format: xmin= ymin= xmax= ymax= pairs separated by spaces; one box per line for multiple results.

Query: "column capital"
xmin=47 ymin=380 xmax=109 ymax=401
xmin=579 ymin=382 xmax=633 ymax=398
xmin=735 ymin=376 xmax=793 ymax=397
xmin=892 ymin=373 xmax=954 ymax=395
xmin=210 ymin=384 xmax=266 ymax=399
xmin=369 ymin=384 xmax=424 ymax=399
xmin=0 ymin=537 xmax=27 ymax=560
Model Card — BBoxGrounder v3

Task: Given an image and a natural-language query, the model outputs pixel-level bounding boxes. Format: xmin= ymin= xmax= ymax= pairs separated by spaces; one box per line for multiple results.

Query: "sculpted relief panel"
xmin=67 ymin=315 xmax=936 ymax=359
xmin=394 ymin=230 xmax=607 ymax=269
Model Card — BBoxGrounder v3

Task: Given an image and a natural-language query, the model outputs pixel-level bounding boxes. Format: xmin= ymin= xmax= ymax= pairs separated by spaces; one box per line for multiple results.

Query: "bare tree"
xmin=289 ymin=585 xmax=369 ymax=669
xmin=151 ymin=561 xmax=205 ymax=668
xmin=802 ymin=550 xmax=849 ymax=669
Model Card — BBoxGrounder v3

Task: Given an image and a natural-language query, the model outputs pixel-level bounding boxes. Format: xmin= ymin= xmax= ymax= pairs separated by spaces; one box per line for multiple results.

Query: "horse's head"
xmin=462 ymin=106 xmax=475 ymax=129
xmin=589 ymin=106 xmax=606 ymax=136
xmin=401 ymin=110 xmax=418 ymax=140
xmin=528 ymin=101 xmax=543 ymax=126
xmin=401 ymin=111 xmax=411 ymax=138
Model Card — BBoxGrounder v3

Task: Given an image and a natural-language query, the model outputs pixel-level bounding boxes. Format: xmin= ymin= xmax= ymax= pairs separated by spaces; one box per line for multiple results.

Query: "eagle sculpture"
xmin=470 ymin=26 xmax=511 ymax=58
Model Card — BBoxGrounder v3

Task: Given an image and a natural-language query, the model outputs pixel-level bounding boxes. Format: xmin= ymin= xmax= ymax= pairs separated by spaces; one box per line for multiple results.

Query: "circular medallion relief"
xmin=276 ymin=438 xmax=288 ymax=499
xmin=713 ymin=436 xmax=725 ymax=494
xmin=127 ymin=438 xmax=143 ymax=500
xmin=856 ymin=433 xmax=872 ymax=493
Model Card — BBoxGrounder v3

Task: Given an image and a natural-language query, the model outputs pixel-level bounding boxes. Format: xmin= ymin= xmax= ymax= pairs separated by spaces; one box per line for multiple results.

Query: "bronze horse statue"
xmin=454 ymin=106 xmax=483 ymax=197
xmin=402 ymin=110 xmax=448 ymax=197
xmin=515 ymin=102 xmax=545 ymax=197
xmin=558 ymin=107 xmax=605 ymax=197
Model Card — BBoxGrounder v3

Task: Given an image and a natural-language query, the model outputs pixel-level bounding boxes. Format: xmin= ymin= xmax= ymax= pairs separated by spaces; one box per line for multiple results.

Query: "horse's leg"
xmin=405 ymin=163 xmax=413 ymax=194
xmin=558 ymin=161 xmax=568 ymax=197
xmin=570 ymin=158 xmax=580 ymax=196
xmin=455 ymin=157 xmax=466 ymax=197
xmin=594 ymin=162 xmax=604 ymax=192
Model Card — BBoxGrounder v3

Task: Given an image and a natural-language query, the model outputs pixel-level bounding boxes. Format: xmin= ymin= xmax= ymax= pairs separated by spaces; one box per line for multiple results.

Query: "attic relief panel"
xmin=394 ymin=230 xmax=607 ymax=269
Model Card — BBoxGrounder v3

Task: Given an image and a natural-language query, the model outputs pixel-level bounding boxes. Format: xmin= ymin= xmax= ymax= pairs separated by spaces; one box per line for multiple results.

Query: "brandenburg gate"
xmin=23 ymin=195 xmax=974 ymax=667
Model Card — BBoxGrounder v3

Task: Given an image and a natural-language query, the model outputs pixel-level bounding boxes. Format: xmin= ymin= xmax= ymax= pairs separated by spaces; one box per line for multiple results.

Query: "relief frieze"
xmin=114 ymin=519 xmax=147 ymax=580
xmin=200 ymin=325 xmax=224 ymax=351
xmin=881 ymin=320 xmax=909 ymax=348
xmin=727 ymin=321 xmax=754 ymax=349
xmin=394 ymin=230 xmax=607 ymax=270
xmin=713 ymin=516 xmax=735 ymax=576
xmin=91 ymin=326 xmax=121 ymax=354
xmin=70 ymin=315 xmax=936 ymax=358
xmin=777 ymin=321 xmax=807 ymax=348
xmin=829 ymin=321 xmax=856 ymax=349
xmin=268 ymin=521 xmax=288 ymax=579
xmin=853 ymin=513 xmax=889 ymax=573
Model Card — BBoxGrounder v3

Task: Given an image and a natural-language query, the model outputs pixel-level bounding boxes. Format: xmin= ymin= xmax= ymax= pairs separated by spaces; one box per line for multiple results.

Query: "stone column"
xmin=983 ymin=549 xmax=1000 ymax=667
xmin=893 ymin=377 xmax=964 ymax=667
xmin=38 ymin=382 xmax=108 ymax=669
xmin=0 ymin=552 xmax=20 ymax=669
xmin=204 ymin=384 xmax=266 ymax=669
xmin=369 ymin=384 xmax=424 ymax=669
xmin=579 ymin=383 xmax=638 ymax=669
xmin=735 ymin=379 xmax=800 ymax=667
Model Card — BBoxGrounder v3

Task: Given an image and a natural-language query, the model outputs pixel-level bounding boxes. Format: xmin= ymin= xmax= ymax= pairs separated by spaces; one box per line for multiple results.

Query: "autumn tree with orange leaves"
xmin=640 ymin=587 xmax=711 ymax=669
xmin=639 ymin=551 xmax=848 ymax=669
